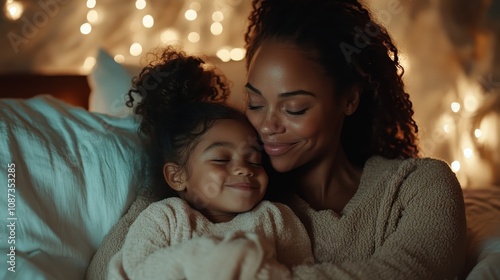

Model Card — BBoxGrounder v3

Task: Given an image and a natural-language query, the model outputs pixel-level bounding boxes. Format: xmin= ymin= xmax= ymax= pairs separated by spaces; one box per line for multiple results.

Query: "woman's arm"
xmin=292 ymin=159 xmax=467 ymax=280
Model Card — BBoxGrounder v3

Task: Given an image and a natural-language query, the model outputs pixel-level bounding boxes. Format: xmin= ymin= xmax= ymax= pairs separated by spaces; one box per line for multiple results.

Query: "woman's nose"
xmin=259 ymin=112 xmax=285 ymax=135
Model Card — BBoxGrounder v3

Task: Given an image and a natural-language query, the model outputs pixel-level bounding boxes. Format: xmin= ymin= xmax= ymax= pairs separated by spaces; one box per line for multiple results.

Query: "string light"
xmin=114 ymin=54 xmax=125 ymax=63
xmin=142 ymin=14 xmax=154 ymax=28
xmin=212 ymin=11 xmax=224 ymax=22
xmin=5 ymin=1 xmax=23 ymax=20
xmin=216 ymin=48 xmax=231 ymax=62
xmin=451 ymin=161 xmax=461 ymax=172
xmin=160 ymin=28 xmax=179 ymax=43
xmin=187 ymin=32 xmax=200 ymax=43
xmin=82 ymin=56 xmax=96 ymax=72
xmin=474 ymin=129 xmax=482 ymax=138
xmin=87 ymin=10 xmax=99 ymax=24
xmin=185 ymin=9 xmax=197 ymax=21
xmin=463 ymin=148 xmax=473 ymax=158
xmin=451 ymin=102 xmax=461 ymax=113
xmin=130 ymin=43 xmax=143 ymax=56
xmin=135 ymin=0 xmax=146 ymax=10
xmin=80 ymin=23 xmax=92 ymax=35
xmin=210 ymin=22 xmax=223 ymax=35
xmin=86 ymin=0 xmax=96 ymax=9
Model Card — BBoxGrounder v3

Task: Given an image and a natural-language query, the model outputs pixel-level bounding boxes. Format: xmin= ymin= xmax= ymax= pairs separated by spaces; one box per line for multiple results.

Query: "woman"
xmin=242 ymin=0 xmax=467 ymax=279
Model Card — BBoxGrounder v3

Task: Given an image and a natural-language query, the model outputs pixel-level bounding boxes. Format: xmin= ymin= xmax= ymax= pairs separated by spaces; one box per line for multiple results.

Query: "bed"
xmin=0 ymin=50 xmax=499 ymax=280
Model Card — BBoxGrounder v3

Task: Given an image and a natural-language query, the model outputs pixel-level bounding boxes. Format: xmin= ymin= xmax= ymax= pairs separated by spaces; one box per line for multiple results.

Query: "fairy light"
xmin=142 ymin=14 xmax=154 ymax=28
xmin=190 ymin=2 xmax=201 ymax=11
xmin=114 ymin=54 xmax=125 ymax=64
xmin=463 ymin=95 xmax=478 ymax=112
xmin=212 ymin=11 xmax=224 ymax=22
xmin=451 ymin=161 xmax=461 ymax=172
xmin=474 ymin=129 xmax=482 ymax=138
xmin=87 ymin=10 xmax=99 ymax=24
xmin=82 ymin=56 xmax=96 ymax=72
xmin=135 ymin=0 xmax=146 ymax=10
xmin=80 ymin=23 xmax=92 ymax=34
xmin=130 ymin=43 xmax=143 ymax=56
xmin=451 ymin=102 xmax=461 ymax=113
xmin=5 ymin=1 xmax=23 ymax=20
xmin=230 ymin=48 xmax=245 ymax=61
xmin=463 ymin=148 xmax=473 ymax=158
xmin=160 ymin=28 xmax=179 ymax=43
xmin=187 ymin=32 xmax=200 ymax=43
xmin=185 ymin=9 xmax=197 ymax=21
xmin=216 ymin=48 xmax=231 ymax=62
xmin=210 ymin=22 xmax=223 ymax=35
xmin=86 ymin=0 xmax=96 ymax=9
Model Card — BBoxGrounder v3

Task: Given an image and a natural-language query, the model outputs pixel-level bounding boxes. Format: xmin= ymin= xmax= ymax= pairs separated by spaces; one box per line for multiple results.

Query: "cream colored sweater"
xmin=107 ymin=197 xmax=313 ymax=279
xmin=87 ymin=156 xmax=467 ymax=280
xmin=290 ymin=156 xmax=467 ymax=279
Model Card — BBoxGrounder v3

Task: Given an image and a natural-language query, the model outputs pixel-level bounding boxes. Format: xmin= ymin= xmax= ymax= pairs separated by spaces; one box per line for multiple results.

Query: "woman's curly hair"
xmin=245 ymin=0 xmax=420 ymax=167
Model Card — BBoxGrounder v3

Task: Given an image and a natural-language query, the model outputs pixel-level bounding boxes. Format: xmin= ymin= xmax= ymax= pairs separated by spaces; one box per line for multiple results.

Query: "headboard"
xmin=0 ymin=73 xmax=90 ymax=109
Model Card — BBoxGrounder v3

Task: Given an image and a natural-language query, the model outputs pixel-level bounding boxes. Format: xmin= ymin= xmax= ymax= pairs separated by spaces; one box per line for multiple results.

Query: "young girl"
xmin=107 ymin=47 xmax=313 ymax=279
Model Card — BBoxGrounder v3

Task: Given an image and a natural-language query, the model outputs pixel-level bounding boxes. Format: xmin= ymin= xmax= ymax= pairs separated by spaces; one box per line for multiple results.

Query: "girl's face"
xmin=168 ymin=119 xmax=267 ymax=221
xmin=245 ymin=41 xmax=355 ymax=173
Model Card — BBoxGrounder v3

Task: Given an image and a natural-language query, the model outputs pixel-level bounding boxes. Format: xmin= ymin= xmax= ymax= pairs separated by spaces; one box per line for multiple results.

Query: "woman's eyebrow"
xmin=245 ymin=82 xmax=316 ymax=98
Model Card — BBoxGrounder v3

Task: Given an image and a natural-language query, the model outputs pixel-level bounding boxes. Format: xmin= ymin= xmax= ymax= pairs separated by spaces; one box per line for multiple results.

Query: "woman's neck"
xmin=294 ymin=148 xmax=362 ymax=212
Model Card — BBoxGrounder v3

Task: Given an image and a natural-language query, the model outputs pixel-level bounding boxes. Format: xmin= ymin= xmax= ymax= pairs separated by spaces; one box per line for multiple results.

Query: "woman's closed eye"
xmin=247 ymin=103 xmax=264 ymax=110
xmin=285 ymin=108 xmax=308 ymax=115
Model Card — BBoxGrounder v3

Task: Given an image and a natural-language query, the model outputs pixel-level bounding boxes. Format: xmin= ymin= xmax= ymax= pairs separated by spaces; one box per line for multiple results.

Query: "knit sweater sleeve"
xmin=292 ymin=159 xmax=467 ymax=280
xmin=107 ymin=198 xmax=192 ymax=280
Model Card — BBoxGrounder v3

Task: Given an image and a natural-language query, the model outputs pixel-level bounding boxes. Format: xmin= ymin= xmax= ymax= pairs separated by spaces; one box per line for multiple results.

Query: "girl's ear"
xmin=345 ymin=85 xmax=360 ymax=115
xmin=163 ymin=163 xmax=186 ymax=192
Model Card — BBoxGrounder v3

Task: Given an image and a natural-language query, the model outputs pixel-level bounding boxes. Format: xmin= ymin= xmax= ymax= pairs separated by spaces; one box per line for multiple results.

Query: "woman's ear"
xmin=345 ymin=86 xmax=360 ymax=115
xmin=163 ymin=163 xmax=186 ymax=192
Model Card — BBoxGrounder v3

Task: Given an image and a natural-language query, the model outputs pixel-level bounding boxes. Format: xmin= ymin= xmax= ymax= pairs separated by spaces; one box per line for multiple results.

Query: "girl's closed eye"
xmin=285 ymin=108 xmax=308 ymax=115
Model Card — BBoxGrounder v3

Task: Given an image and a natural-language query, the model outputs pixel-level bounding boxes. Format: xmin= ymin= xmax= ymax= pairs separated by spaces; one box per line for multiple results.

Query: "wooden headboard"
xmin=0 ymin=73 xmax=90 ymax=109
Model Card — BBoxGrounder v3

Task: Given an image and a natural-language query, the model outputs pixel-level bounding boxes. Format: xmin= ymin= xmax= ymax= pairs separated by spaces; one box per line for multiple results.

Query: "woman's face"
xmin=245 ymin=41 xmax=352 ymax=173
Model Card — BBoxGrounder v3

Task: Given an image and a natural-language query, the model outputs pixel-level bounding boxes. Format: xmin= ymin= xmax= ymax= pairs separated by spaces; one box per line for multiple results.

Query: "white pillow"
xmin=88 ymin=49 xmax=142 ymax=117
xmin=0 ymin=95 xmax=147 ymax=279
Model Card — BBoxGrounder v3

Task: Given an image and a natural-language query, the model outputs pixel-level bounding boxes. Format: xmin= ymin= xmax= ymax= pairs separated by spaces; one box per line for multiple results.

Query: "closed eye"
xmin=247 ymin=104 xmax=263 ymax=111
xmin=286 ymin=108 xmax=308 ymax=115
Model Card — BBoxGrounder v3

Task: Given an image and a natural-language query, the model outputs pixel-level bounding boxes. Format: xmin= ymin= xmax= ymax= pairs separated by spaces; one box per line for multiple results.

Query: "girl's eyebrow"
xmin=203 ymin=141 xmax=261 ymax=154
xmin=245 ymin=82 xmax=316 ymax=98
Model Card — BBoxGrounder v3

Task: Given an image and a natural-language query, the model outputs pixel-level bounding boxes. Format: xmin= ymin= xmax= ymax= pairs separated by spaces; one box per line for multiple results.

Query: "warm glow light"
xmin=216 ymin=48 xmax=231 ymax=62
xmin=87 ymin=10 xmax=98 ymax=23
xmin=443 ymin=123 xmax=451 ymax=133
xmin=5 ymin=1 xmax=23 ymax=21
xmin=187 ymin=32 xmax=200 ymax=43
xmin=143 ymin=14 xmax=154 ymax=28
xmin=451 ymin=161 xmax=461 ymax=172
xmin=190 ymin=2 xmax=201 ymax=11
xmin=451 ymin=102 xmax=461 ymax=113
xmin=463 ymin=148 xmax=473 ymax=158
xmin=86 ymin=0 xmax=96 ymax=9
xmin=83 ymin=56 xmax=96 ymax=72
xmin=210 ymin=22 xmax=223 ymax=35
xmin=114 ymin=54 xmax=125 ymax=63
xmin=130 ymin=43 xmax=143 ymax=56
xmin=160 ymin=28 xmax=179 ymax=43
xmin=212 ymin=11 xmax=224 ymax=22
xmin=135 ymin=0 xmax=146 ymax=10
xmin=464 ymin=95 xmax=479 ymax=112
xmin=80 ymin=23 xmax=92 ymax=34
xmin=230 ymin=48 xmax=246 ymax=61
xmin=185 ymin=9 xmax=197 ymax=21
xmin=474 ymin=129 xmax=482 ymax=138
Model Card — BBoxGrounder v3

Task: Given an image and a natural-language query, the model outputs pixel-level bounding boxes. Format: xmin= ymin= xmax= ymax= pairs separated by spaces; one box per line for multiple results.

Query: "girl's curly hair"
xmin=126 ymin=46 xmax=245 ymax=182
xmin=245 ymin=0 xmax=420 ymax=167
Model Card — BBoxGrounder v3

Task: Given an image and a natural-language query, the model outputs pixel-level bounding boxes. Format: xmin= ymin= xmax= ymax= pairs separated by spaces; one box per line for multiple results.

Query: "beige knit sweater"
xmin=290 ymin=156 xmax=467 ymax=279
xmin=107 ymin=197 xmax=313 ymax=279
xmin=87 ymin=156 xmax=467 ymax=280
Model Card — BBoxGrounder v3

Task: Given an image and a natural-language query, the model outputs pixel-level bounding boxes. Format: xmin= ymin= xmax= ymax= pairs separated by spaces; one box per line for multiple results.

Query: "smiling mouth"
xmin=226 ymin=183 xmax=257 ymax=191
xmin=263 ymin=142 xmax=295 ymax=156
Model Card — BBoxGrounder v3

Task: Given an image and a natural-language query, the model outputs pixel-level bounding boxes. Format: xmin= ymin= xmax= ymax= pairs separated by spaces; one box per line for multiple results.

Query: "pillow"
xmin=87 ymin=49 xmax=142 ymax=117
xmin=0 ymin=95 xmax=148 ymax=279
